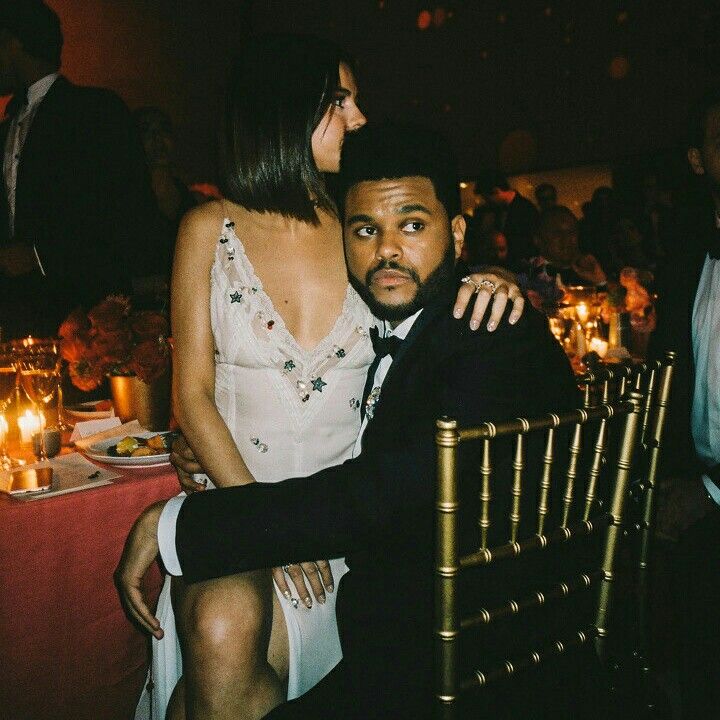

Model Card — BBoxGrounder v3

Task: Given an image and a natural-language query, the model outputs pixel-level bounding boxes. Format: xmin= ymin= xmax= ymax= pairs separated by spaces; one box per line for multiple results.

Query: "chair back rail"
xmin=434 ymin=391 xmax=645 ymax=717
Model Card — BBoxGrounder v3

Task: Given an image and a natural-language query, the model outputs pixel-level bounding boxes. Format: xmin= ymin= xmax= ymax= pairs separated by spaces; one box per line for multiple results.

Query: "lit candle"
xmin=0 ymin=414 xmax=8 ymax=445
xmin=589 ymin=337 xmax=609 ymax=359
xmin=18 ymin=410 xmax=44 ymax=444
xmin=576 ymin=303 xmax=589 ymax=325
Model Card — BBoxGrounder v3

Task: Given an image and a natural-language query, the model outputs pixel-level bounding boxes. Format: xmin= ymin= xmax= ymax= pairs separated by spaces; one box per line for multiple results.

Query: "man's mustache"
xmin=366 ymin=260 xmax=420 ymax=286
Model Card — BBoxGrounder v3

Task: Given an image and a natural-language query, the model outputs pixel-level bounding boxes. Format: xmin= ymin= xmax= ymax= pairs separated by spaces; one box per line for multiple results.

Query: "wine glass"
xmin=0 ymin=345 xmax=17 ymax=469
xmin=17 ymin=344 xmax=61 ymax=462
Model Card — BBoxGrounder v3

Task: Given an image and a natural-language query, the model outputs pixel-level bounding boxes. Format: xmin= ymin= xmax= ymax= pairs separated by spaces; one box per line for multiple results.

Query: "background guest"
xmin=534 ymin=182 xmax=558 ymax=212
xmin=0 ymin=0 xmax=158 ymax=338
xmin=473 ymin=168 xmax=539 ymax=263
xmin=578 ymin=185 xmax=618 ymax=270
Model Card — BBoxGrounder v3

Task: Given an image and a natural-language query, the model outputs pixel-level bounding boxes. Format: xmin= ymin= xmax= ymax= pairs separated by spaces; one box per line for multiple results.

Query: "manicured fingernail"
xmin=470 ymin=320 xmax=480 ymax=331
xmin=453 ymin=306 xmax=462 ymax=319
xmin=327 ymin=584 xmax=334 ymax=593
xmin=509 ymin=315 xmax=519 ymax=325
xmin=487 ymin=320 xmax=497 ymax=331
xmin=304 ymin=597 xmax=312 ymax=608
xmin=283 ymin=590 xmax=291 ymax=600
xmin=318 ymin=594 xmax=326 ymax=604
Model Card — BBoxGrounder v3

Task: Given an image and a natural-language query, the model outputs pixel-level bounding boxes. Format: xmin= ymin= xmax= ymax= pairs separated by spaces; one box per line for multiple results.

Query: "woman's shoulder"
xmin=179 ymin=200 xmax=227 ymax=237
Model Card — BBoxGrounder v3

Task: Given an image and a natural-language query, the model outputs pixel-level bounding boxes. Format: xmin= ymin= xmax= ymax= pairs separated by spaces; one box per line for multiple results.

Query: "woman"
xmin=138 ymin=34 xmax=524 ymax=720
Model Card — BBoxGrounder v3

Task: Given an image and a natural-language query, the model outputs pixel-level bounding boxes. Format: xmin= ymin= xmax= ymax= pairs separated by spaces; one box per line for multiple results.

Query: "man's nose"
xmin=375 ymin=231 xmax=403 ymax=261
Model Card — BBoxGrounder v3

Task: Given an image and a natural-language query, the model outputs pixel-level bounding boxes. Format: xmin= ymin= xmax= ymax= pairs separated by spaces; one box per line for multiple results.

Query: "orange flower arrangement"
xmin=58 ymin=296 xmax=170 ymax=391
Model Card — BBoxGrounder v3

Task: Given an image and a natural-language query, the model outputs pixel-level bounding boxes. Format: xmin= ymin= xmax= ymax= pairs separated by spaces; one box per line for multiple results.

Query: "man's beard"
xmin=349 ymin=241 xmax=456 ymax=322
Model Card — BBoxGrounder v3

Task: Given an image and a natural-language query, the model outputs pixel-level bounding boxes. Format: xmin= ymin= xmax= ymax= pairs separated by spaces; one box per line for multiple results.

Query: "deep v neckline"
xmin=225 ymin=220 xmax=355 ymax=359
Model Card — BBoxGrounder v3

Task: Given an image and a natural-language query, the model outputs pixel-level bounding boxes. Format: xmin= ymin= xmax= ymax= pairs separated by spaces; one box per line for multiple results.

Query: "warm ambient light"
xmin=18 ymin=409 xmax=44 ymax=444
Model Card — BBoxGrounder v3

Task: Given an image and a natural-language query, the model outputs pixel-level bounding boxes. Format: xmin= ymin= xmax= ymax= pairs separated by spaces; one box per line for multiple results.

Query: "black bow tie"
xmin=5 ymin=87 xmax=29 ymax=119
xmin=369 ymin=326 xmax=403 ymax=359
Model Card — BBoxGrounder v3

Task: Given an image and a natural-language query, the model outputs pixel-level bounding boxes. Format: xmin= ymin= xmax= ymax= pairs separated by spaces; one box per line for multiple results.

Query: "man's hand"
xmin=170 ymin=434 xmax=206 ymax=493
xmin=572 ymin=254 xmax=606 ymax=287
xmin=272 ymin=561 xmax=335 ymax=609
xmin=115 ymin=501 xmax=165 ymax=639
xmin=0 ymin=244 xmax=38 ymax=277
xmin=454 ymin=268 xmax=525 ymax=331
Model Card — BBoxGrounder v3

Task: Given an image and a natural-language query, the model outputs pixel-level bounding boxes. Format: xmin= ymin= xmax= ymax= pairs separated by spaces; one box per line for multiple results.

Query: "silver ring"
xmin=461 ymin=276 xmax=497 ymax=295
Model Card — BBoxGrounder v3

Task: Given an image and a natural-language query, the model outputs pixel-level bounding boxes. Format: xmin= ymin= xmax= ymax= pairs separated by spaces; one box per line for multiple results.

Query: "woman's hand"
xmin=170 ymin=434 xmax=207 ymax=493
xmin=453 ymin=268 xmax=525 ymax=331
xmin=272 ymin=561 xmax=335 ymax=609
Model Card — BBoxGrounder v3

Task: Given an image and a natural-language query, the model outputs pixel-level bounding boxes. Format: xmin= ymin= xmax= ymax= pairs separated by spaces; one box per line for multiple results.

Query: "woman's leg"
xmin=169 ymin=570 xmax=289 ymax=720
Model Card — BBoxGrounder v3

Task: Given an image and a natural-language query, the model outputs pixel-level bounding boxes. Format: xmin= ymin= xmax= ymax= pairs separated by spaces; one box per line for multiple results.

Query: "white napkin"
xmin=72 ymin=420 xmax=146 ymax=451
xmin=0 ymin=453 xmax=121 ymax=499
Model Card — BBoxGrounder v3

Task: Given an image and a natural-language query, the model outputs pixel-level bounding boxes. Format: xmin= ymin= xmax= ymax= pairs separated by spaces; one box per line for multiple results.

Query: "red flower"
xmin=130 ymin=339 xmax=170 ymax=384
xmin=88 ymin=295 xmax=130 ymax=332
xmin=92 ymin=329 xmax=133 ymax=366
xmin=68 ymin=360 xmax=105 ymax=392
xmin=131 ymin=311 xmax=169 ymax=340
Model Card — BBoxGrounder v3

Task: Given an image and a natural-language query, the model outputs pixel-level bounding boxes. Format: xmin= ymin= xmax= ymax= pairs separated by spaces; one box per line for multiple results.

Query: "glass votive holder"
xmin=32 ymin=428 xmax=61 ymax=459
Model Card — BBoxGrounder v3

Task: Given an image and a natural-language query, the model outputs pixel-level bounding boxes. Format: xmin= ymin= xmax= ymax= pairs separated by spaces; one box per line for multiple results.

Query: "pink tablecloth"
xmin=0 ymin=463 xmax=179 ymax=720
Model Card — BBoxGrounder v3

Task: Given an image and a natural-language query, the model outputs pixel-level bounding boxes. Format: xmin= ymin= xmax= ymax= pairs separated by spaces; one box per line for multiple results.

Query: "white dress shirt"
xmin=158 ymin=309 xmax=425 ymax=576
xmin=691 ymin=244 xmax=720 ymax=505
xmin=3 ymin=73 xmax=59 ymax=237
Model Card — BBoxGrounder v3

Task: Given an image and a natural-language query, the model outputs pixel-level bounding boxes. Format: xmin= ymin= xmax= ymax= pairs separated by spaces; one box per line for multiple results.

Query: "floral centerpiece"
xmin=58 ymin=295 xmax=170 ymax=391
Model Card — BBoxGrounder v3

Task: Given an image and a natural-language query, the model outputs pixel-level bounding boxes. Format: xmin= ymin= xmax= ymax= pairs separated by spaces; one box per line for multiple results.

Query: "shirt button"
xmin=14 ymin=154 xmax=20 ymax=159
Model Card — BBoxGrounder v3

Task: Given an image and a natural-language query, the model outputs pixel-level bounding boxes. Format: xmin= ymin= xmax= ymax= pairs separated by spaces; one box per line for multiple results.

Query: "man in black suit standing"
xmin=0 ymin=1 xmax=157 ymax=338
xmin=117 ymin=124 xmax=585 ymax=719
xmin=653 ymin=88 xmax=720 ymax=717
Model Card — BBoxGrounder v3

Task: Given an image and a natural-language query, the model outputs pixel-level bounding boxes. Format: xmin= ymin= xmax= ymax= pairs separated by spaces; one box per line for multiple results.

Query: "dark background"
xmin=6 ymin=1 xmax=719 ymax=183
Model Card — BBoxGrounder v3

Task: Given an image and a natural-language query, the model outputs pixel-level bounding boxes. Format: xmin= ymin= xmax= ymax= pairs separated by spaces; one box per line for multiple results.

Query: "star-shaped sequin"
xmin=220 ymin=236 xmax=228 ymax=244
xmin=230 ymin=291 xmax=243 ymax=303
xmin=283 ymin=360 xmax=296 ymax=372
xmin=311 ymin=377 xmax=327 ymax=392
xmin=335 ymin=347 xmax=346 ymax=358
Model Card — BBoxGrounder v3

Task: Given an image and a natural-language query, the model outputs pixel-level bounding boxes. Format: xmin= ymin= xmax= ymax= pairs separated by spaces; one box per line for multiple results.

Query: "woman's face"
xmin=311 ymin=63 xmax=366 ymax=173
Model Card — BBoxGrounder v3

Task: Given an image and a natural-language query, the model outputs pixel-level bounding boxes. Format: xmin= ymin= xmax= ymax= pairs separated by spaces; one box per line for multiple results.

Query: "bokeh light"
xmin=417 ymin=10 xmax=432 ymax=30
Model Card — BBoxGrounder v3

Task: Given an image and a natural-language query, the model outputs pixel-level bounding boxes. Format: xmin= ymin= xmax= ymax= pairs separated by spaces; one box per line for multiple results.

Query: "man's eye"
xmin=333 ymin=95 xmax=347 ymax=108
xmin=356 ymin=226 xmax=376 ymax=238
xmin=402 ymin=221 xmax=424 ymax=232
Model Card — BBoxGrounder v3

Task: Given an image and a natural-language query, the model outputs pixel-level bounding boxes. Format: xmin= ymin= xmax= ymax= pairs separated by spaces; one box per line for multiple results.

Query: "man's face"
xmin=688 ymin=105 xmax=720 ymax=190
xmin=538 ymin=214 xmax=580 ymax=266
xmin=343 ymin=176 xmax=465 ymax=322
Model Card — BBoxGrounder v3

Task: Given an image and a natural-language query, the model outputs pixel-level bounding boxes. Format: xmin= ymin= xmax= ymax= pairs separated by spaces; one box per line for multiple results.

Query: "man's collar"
xmin=26 ymin=73 xmax=59 ymax=108
xmin=383 ymin=309 xmax=423 ymax=340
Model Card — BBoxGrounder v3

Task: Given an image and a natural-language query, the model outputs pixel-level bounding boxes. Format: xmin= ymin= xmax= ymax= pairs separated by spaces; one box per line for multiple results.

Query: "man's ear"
xmin=688 ymin=147 xmax=705 ymax=176
xmin=451 ymin=215 xmax=466 ymax=259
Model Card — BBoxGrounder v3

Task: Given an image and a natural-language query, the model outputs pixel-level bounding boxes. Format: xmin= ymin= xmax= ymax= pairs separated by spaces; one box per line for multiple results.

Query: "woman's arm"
xmin=171 ymin=203 xmax=254 ymax=488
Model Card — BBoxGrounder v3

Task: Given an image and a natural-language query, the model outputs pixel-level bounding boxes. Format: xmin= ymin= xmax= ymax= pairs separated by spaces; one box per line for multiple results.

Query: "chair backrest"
xmin=434 ymin=390 xmax=647 ymax=718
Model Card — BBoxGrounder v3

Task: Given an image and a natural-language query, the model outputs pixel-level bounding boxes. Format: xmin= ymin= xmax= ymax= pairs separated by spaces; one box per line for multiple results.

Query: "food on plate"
xmin=106 ymin=432 xmax=175 ymax=457
xmin=95 ymin=400 xmax=113 ymax=411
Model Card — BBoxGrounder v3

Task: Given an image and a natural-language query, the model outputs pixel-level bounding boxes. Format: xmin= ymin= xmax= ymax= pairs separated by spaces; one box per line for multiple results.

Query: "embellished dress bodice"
xmin=210 ymin=219 xmax=376 ymax=483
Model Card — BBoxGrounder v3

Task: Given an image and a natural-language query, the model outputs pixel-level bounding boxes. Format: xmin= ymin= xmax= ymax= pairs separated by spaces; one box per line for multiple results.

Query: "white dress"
xmin=135 ymin=219 xmax=375 ymax=719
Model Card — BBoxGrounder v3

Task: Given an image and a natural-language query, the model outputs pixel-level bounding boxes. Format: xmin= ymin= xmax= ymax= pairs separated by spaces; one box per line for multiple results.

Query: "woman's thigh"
xmin=172 ymin=571 xmax=290 ymax=683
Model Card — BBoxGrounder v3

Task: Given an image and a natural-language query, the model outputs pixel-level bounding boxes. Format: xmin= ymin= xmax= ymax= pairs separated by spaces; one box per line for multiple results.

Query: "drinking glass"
xmin=17 ymin=344 xmax=61 ymax=462
xmin=0 ymin=344 xmax=20 ymax=469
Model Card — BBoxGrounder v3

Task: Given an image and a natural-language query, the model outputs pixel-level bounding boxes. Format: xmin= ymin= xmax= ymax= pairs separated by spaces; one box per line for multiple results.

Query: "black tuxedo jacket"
xmin=0 ymin=77 xmax=159 ymax=336
xmin=175 ymin=297 xmax=584 ymax=718
xmin=651 ymin=185 xmax=716 ymax=477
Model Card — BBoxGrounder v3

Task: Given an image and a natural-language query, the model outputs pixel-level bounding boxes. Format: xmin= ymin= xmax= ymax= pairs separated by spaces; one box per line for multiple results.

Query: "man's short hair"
xmin=689 ymin=87 xmax=720 ymax=149
xmin=0 ymin=0 xmax=63 ymax=68
xmin=336 ymin=123 xmax=460 ymax=219
xmin=473 ymin=168 xmax=510 ymax=196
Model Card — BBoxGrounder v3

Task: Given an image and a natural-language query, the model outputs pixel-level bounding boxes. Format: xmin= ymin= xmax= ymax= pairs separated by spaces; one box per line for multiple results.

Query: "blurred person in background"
xmin=473 ymin=168 xmax=538 ymax=263
xmin=534 ymin=182 xmax=557 ymax=212
xmin=0 ymin=0 xmax=157 ymax=337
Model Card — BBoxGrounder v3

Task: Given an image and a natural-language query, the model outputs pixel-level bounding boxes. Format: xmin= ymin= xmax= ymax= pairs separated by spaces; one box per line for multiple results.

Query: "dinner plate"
xmin=82 ymin=431 xmax=172 ymax=466
xmin=65 ymin=400 xmax=114 ymax=422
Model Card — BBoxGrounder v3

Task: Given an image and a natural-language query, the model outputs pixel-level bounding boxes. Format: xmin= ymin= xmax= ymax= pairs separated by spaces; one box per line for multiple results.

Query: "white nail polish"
xmin=470 ymin=320 xmax=479 ymax=331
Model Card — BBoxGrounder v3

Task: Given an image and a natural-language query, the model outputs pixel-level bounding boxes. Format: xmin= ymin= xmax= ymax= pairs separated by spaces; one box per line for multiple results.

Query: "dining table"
xmin=0 ymin=455 xmax=180 ymax=720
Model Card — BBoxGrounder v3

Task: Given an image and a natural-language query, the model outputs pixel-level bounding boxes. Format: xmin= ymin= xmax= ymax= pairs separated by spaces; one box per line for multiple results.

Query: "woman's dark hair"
xmin=221 ymin=34 xmax=346 ymax=224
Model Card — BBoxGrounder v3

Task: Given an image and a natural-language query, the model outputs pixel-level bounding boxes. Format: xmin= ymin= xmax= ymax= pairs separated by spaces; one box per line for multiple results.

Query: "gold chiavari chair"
xmin=434 ymin=390 xmax=646 ymax=719
xmin=579 ymin=353 xmax=676 ymax=712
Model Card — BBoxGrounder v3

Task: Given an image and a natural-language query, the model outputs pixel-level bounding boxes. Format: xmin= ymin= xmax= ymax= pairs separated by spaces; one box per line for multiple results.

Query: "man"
xmin=0 ymin=1 xmax=158 ymax=337
xmin=532 ymin=206 xmax=607 ymax=288
xmin=653 ymin=87 xmax=720 ymax=717
xmin=117 ymin=125 xmax=588 ymax=718
xmin=473 ymin=169 xmax=539 ymax=262
xmin=534 ymin=182 xmax=558 ymax=213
